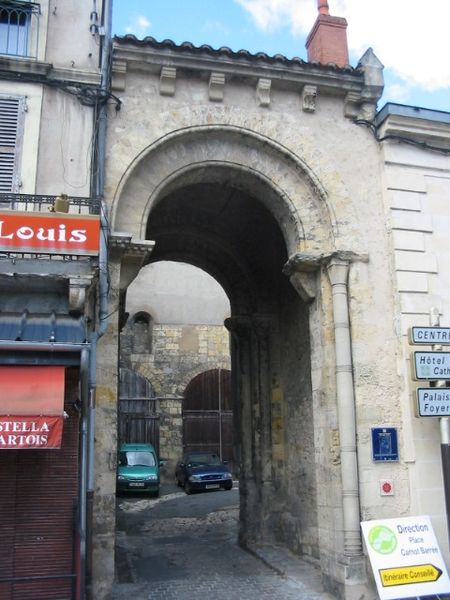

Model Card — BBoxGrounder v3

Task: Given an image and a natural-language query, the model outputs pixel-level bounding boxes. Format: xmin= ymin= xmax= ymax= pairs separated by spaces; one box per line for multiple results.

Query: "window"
xmin=0 ymin=95 xmax=24 ymax=194
xmin=132 ymin=311 xmax=153 ymax=353
xmin=0 ymin=1 xmax=40 ymax=58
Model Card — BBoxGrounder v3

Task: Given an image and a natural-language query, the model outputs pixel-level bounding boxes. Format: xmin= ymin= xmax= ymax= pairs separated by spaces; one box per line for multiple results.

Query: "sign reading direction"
xmin=417 ymin=388 xmax=450 ymax=416
xmin=410 ymin=326 xmax=450 ymax=345
xmin=413 ymin=351 xmax=450 ymax=381
xmin=361 ymin=516 xmax=450 ymax=600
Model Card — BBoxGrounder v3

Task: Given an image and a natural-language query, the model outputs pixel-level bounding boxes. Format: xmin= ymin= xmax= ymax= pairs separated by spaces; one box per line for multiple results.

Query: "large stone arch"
xmin=111 ymin=124 xmax=340 ymax=257
xmin=100 ymin=122 xmax=367 ymax=600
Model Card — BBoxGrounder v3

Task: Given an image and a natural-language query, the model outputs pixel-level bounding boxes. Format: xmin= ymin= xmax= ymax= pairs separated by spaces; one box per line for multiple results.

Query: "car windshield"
xmin=187 ymin=453 xmax=221 ymax=466
xmin=120 ymin=451 xmax=156 ymax=467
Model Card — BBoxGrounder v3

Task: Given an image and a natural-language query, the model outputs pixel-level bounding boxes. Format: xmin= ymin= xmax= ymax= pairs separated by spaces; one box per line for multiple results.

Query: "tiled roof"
xmin=113 ymin=35 xmax=356 ymax=73
xmin=0 ymin=310 xmax=87 ymax=343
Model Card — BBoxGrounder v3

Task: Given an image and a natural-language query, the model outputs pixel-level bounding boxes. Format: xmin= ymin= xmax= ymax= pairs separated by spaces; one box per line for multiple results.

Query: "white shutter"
xmin=0 ymin=95 xmax=24 ymax=193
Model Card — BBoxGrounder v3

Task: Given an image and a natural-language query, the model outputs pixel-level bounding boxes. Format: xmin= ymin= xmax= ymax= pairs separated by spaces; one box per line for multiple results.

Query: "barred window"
xmin=0 ymin=1 xmax=40 ymax=58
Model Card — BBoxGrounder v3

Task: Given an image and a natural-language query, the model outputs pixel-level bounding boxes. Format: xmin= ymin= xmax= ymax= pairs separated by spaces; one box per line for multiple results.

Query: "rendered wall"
xmin=378 ymin=129 xmax=450 ymax=564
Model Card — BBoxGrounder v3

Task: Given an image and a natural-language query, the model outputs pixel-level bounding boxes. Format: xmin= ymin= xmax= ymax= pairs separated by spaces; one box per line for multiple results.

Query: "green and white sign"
xmin=361 ymin=516 xmax=450 ymax=599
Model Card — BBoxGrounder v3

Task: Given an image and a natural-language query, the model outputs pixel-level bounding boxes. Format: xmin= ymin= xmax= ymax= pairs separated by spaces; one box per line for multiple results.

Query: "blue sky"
xmin=112 ymin=0 xmax=450 ymax=113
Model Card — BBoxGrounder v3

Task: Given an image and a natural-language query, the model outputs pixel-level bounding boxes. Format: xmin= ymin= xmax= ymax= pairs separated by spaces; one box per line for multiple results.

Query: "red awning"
xmin=0 ymin=366 xmax=65 ymax=415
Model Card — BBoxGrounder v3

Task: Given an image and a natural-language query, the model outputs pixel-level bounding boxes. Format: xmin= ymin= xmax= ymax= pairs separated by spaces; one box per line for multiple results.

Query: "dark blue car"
xmin=175 ymin=451 xmax=233 ymax=494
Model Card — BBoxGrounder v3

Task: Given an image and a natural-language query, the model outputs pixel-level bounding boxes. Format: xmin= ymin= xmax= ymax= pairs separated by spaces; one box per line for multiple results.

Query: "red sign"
xmin=0 ymin=211 xmax=100 ymax=255
xmin=0 ymin=416 xmax=64 ymax=449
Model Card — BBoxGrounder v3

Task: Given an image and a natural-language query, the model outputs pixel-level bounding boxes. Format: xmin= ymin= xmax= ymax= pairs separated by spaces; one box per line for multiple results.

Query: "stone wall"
xmin=120 ymin=321 xmax=231 ymax=472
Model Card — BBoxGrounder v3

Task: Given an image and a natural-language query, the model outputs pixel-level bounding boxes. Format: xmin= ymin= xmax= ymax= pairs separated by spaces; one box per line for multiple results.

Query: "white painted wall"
xmin=126 ymin=261 xmax=230 ymax=325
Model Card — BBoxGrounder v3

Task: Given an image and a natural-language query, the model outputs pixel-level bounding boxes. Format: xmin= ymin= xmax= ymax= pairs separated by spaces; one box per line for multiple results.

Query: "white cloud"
xmin=236 ymin=0 xmax=450 ymax=92
xmin=235 ymin=0 xmax=316 ymax=36
xmin=125 ymin=15 xmax=152 ymax=38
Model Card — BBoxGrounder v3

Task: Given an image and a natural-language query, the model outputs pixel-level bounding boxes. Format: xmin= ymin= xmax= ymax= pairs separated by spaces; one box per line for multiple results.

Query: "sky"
xmin=112 ymin=0 xmax=450 ymax=113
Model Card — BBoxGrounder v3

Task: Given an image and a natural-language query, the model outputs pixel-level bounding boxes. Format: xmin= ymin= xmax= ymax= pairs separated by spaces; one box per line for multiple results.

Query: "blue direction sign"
xmin=410 ymin=327 xmax=450 ymax=345
xmin=413 ymin=352 xmax=450 ymax=381
xmin=417 ymin=388 xmax=450 ymax=416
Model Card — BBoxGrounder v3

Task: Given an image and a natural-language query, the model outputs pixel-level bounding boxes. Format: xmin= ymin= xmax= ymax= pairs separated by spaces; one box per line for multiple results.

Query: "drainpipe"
xmin=85 ymin=0 xmax=113 ymax=593
xmin=78 ymin=348 xmax=90 ymax=600
xmin=326 ymin=256 xmax=362 ymax=556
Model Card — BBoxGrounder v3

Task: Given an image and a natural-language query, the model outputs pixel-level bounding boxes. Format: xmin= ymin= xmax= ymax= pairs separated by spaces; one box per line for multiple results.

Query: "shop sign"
xmin=0 ymin=211 xmax=100 ymax=255
xmin=361 ymin=516 xmax=450 ymax=599
xmin=0 ymin=416 xmax=63 ymax=449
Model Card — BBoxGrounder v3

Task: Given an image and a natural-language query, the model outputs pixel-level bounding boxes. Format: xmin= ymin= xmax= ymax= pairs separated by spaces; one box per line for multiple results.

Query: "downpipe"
xmin=84 ymin=0 xmax=113 ymax=596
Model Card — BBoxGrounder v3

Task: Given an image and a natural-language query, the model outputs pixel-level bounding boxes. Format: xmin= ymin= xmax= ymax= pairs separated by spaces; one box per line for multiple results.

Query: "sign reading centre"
xmin=0 ymin=210 xmax=100 ymax=256
xmin=361 ymin=516 xmax=450 ymax=600
xmin=410 ymin=326 xmax=450 ymax=345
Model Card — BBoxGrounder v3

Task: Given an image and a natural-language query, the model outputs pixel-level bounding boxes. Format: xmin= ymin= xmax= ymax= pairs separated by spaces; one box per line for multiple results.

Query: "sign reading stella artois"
xmin=0 ymin=211 xmax=100 ymax=255
xmin=0 ymin=416 xmax=64 ymax=449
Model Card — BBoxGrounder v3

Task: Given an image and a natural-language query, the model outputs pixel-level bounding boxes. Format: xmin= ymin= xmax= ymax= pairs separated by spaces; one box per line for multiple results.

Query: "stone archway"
xmin=96 ymin=125 xmax=368 ymax=600
xmin=110 ymin=126 xmax=337 ymax=550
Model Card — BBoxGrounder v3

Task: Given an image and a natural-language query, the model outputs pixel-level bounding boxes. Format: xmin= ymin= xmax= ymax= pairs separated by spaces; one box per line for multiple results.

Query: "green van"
xmin=116 ymin=443 xmax=160 ymax=496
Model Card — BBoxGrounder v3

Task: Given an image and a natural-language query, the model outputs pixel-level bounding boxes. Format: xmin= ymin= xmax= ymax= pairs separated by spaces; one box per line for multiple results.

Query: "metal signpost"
xmin=409 ymin=312 xmax=450 ymax=554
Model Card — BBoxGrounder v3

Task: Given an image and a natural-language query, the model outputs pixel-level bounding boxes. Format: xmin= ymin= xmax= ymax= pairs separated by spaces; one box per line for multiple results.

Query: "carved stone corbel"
xmin=256 ymin=78 xmax=271 ymax=107
xmin=283 ymin=253 xmax=322 ymax=302
xmin=112 ymin=59 xmax=127 ymax=92
xmin=209 ymin=72 xmax=225 ymax=102
xmin=302 ymin=84 xmax=317 ymax=113
xmin=160 ymin=66 xmax=176 ymax=96
xmin=69 ymin=276 xmax=93 ymax=315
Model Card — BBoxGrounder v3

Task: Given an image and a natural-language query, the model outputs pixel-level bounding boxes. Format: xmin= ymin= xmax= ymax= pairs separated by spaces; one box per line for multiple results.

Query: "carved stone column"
xmin=225 ymin=314 xmax=275 ymax=547
xmin=225 ymin=315 xmax=255 ymax=547
xmin=326 ymin=256 xmax=362 ymax=558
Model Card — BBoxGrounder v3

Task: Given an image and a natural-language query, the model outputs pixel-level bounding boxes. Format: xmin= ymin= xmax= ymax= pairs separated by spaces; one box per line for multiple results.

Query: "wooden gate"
xmin=118 ymin=368 xmax=160 ymax=455
xmin=183 ymin=368 xmax=234 ymax=470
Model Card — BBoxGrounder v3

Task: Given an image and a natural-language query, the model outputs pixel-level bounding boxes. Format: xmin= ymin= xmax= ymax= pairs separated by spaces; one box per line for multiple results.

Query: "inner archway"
xmin=144 ymin=170 xmax=317 ymax=556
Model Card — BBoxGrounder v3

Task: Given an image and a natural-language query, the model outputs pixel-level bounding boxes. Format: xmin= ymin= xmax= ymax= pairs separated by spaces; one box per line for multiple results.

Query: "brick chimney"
xmin=306 ymin=0 xmax=349 ymax=67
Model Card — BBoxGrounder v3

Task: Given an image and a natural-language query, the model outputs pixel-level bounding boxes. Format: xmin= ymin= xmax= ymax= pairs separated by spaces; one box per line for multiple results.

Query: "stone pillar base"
xmin=323 ymin=556 xmax=377 ymax=600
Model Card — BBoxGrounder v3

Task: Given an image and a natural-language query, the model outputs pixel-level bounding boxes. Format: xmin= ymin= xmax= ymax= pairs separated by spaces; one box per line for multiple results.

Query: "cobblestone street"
xmin=112 ymin=485 xmax=336 ymax=600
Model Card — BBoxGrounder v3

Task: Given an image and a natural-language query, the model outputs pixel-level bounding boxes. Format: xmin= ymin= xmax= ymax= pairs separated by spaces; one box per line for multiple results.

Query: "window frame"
xmin=0 ymin=94 xmax=25 ymax=195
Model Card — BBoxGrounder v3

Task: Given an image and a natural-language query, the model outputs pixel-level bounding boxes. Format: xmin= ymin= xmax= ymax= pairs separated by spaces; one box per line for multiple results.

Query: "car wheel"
xmin=175 ymin=475 xmax=182 ymax=487
xmin=185 ymin=481 xmax=193 ymax=495
xmin=224 ymin=482 xmax=233 ymax=491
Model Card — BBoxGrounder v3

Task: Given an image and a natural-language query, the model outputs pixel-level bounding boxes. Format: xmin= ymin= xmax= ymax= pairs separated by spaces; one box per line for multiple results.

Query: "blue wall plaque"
xmin=371 ymin=427 xmax=398 ymax=462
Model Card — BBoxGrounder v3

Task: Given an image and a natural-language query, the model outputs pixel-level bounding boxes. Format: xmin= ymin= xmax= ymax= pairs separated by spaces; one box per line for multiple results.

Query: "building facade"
xmin=2 ymin=2 xmax=450 ymax=600
xmin=95 ymin=6 xmax=392 ymax=599
xmin=0 ymin=1 xmax=112 ymax=598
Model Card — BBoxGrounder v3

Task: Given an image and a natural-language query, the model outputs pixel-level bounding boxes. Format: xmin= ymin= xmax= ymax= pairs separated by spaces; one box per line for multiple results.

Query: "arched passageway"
xmin=141 ymin=160 xmax=318 ymax=554
xmin=100 ymin=126 xmax=367 ymax=599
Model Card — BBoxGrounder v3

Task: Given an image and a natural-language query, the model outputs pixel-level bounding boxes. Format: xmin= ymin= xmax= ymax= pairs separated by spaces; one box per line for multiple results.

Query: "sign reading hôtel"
xmin=0 ymin=210 xmax=100 ymax=255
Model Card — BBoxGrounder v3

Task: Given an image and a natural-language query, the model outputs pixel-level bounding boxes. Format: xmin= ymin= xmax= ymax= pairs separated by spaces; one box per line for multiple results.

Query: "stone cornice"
xmin=376 ymin=113 xmax=450 ymax=148
xmin=0 ymin=56 xmax=101 ymax=86
xmin=112 ymin=42 xmax=366 ymax=99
